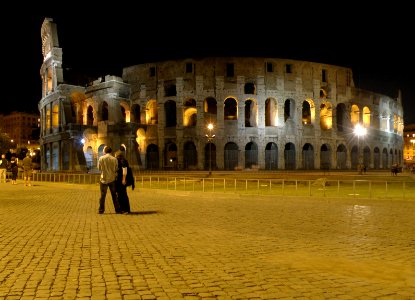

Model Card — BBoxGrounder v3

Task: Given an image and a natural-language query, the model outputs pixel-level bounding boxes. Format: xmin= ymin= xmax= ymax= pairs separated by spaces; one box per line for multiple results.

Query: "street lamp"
xmin=205 ymin=123 xmax=215 ymax=176
xmin=354 ymin=123 xmax=367 ymax=174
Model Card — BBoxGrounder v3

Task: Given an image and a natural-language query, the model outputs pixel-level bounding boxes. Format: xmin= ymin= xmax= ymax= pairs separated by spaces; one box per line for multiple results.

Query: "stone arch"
xmin=320 ymin=144 xmax=331 ymax=170
xmin=131 ymin=104 xmax=140 ymax=123
xmin=46 ymin=107 xmax=51 ymax=129
xmin=390 ymin=148 xmax=394 ymax=165
xmin=336 ymin=103 xmax=347 ymax=132
xmin=373 ymin=147 xmax=380 ymax=169
xmin=224 ymin=97 xmax=238 ymax=120
xmin=302 ymin=99 xmax=315 ymax=125
xmin=85 ymin=146 xmax=93 ymax=170
xmin=87 ymin=105 xmax=94 ymax=126
xmin=164 ymin=142 xmax=177 ymax=169
xmin=265 ymin=98 xmax=277 ymax=126
xmin=351 ymin=104 xmax=359 ymax=126
xmin=336 ymin=144 xmax=347 ymax=169
xmin=265 ymin=142 xmax=278 ymax=170
xmin=382 ymin=148 xmax=388 ymax=169
xmin=244 ymin=82 xmax=256 ymax=94
xmin=120 ymin=102 xmax=130 ymax=122
xmin=52 ymin=103 xmax=59 ymax=127
xmin=224 ymin=142 xmax=239 ymax=170
xmin=146 ymin=99 xmax=158 ymax=125
xmin=204 ymin=96 xmax=217 ymax=124
xmin=302 ymin=143 xmax=314 ymax=169
xmin=320 ymin=101 xmax=332 ymax=130
xmin=284 ymin=99 xmax=296 ymax=122
xmin=183 ymin=98 xmax=196 ymax=126
xmin=164 ymin=100 xmax=177 ymax=127
xmin=146 ymin=144 xmax=159 ymax=170
xmin=284 ymin=142 xmax=296 ymax=170
xmin=101 ymin=101 xmax=109 ymax=121
xmin=204 ymin=142 xmax=217 ymax=170
xmin=245 ymin=142 xmax=258 ymax=168
xmin=363 ymin=106 xmax=371 ymax=127
xmin=183 ymin=141 xmax=197 ymax=170
xmin=244 ymin=99 xmax=257 ymax=127
xmin=380 ymin=112 xmax=388 ymax=131
xmin=363 ymin=146 xmax=371 ymax=169
xmin=351 ymin=145 xmax=359 ymax=170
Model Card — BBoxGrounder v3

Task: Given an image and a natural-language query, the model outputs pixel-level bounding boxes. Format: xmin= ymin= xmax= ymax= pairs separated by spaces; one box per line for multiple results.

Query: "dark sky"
xmin=3 ymin=7 xmax=415 ymax=124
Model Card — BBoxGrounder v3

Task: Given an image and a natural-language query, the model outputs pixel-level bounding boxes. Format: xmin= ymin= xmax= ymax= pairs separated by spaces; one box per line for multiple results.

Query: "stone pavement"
xmin=0 ymin=181 xmax=414 ymax=300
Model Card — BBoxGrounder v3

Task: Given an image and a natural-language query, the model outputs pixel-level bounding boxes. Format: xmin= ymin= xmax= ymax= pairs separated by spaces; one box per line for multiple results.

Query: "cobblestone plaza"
xmin=0 ymin=182 xmax=414 ymax=299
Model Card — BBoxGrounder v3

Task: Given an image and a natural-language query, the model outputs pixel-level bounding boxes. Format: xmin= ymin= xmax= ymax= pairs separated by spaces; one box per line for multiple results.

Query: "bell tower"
xmin=40 ymin=18 xmax=63 ymax=98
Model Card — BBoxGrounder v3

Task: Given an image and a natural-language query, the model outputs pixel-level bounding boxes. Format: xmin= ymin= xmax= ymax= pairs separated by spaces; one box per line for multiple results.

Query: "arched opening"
xmin=101 ymin=101 xmax=108 ymax=121
xmin=87 ymin=105 xmax=94 ymax=126
xmin=224 ymin=98 xmax=237 ymax=120
xmin=164 ymin=100 xmax=177 ymax=127
xmin=183 ymin=141 xmax=198 ymax=170
xmin=146 ymin=144 xmax=159 ymax=170
xmin=244 ymin=99 xmax=257 ymax=127
xmin=131 ymin=104 xmax=141 ymax=123
xmin=284 ymin=143 xmax=296 ymax=170
xmin=302 ymin=143 xmax=314 ymax=169
xmin=363 ymin=146 xmax=371 ymax=169
xmin=146 ymin=100 xmax=158 ymax=125
xmin=164 ymin=143 xmax=177 ymax=169
xmin=265 ymin=98 xmax=277 ymax=126
xmin=284 ymin=99 xmax=295 ymax=122
xmin=350 ymin=104 xmax=359 ymax=126
xmin=204 ymin=142 xmax=217 ymax=170
xmin=336 ymin=144 xmax=347 ymax=169
xmin=336 ymin=103 xmax=347 ymax=132
xmin=85 ymin=146 xmax=93 ymax=170
xmin=373 ymin=147 xmax=380 ymax=169
xmin=320 ymin=102 xmax=332 ymax=130
xmin=302 ymin=101 xmax=311 ymax=125
xmin=245 ymin=142 xmax=258 ymax=168
xmin=382 ymin=148 xmax=388 ymax=169
xmin=244 ymin=82 xmax=256 ymax=94
xmin=363 ymin=106 xmax=371 ymax=127
xmin=351 ymin=145 xmax=359 ymax=170
xmin=224 ymin=142 xmax=239 ymax=170
xmin=265 ymin=142 xmax=278 ymax=170
xmin=52 ymin=104 xmax=59 ymax=127
xmin=320 ymin=144 xmax=331 ymax=170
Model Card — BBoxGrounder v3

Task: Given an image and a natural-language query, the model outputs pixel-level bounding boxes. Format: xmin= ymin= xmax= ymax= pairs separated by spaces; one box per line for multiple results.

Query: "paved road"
xmin=0 ymin=181 xmax=414 ymax=299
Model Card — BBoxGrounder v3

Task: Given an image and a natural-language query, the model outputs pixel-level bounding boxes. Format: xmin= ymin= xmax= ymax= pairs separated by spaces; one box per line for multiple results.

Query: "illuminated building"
xmin=38 ymin=18 xmax=404 ymax=172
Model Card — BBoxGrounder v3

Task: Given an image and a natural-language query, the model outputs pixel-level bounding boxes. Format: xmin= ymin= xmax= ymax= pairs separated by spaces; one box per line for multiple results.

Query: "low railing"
xmin=30 ymin=172 xmax=415 ymax=200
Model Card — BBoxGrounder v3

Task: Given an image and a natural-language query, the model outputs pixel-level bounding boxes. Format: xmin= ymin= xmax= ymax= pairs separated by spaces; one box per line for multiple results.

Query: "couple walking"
xmin=98 ymin=146 xmax=131 ymax=214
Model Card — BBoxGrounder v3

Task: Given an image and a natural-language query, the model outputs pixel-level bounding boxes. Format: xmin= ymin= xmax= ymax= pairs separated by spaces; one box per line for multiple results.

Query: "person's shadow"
xmin=126 ymin=211 xmax=158 ymax=215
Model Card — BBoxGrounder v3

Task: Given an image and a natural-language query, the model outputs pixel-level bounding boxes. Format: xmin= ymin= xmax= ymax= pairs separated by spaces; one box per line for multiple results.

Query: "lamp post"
xmin=205 ymin=123 xmax=215 ymax=176
xmin=354 ymin=123 xmax=367 ymax=174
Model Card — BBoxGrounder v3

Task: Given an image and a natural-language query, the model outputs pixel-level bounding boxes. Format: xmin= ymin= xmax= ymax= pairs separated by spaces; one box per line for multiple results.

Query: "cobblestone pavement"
xmin=0 ymin=181 xmax=414 ymax=299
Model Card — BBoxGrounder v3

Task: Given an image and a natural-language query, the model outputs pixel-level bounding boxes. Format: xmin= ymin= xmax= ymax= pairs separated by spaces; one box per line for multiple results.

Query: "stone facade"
xmin=38 ymin=18 xmax=404 ymax=172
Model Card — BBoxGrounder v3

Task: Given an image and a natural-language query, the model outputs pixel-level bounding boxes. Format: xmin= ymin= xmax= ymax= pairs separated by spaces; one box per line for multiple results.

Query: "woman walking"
xmin=115 ymin=151 xmax=131 ymax=214
xmin=10 ymin=155 xmax=19 ymax=185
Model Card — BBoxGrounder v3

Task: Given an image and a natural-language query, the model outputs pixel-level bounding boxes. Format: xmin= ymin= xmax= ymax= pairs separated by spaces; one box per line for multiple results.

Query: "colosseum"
xmin=38 ymin=18 xmax=404 ymax=172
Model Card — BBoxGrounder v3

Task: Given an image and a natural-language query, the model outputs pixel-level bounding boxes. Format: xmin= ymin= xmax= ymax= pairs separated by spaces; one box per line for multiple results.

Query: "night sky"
xmin=3 ymin=7 xmax=414 ymax=124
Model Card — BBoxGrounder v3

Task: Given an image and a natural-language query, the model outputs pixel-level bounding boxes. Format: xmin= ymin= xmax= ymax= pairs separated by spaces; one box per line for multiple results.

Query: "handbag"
xmin=125 ymin=166 xmax=135 ymax=190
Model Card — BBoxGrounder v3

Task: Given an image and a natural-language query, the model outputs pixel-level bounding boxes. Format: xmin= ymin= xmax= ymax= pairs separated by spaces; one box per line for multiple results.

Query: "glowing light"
xmin=354 ymin=123 xmax=367 ymax=137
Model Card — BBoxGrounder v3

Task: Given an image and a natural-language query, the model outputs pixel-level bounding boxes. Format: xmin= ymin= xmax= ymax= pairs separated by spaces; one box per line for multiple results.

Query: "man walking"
xmin=22 ymin=153 xmax=33 ymax=186
xmin=98 ymin=146 xmax=122 ymax=214
xmin=0 ymin=154 xmax=8 ymax=183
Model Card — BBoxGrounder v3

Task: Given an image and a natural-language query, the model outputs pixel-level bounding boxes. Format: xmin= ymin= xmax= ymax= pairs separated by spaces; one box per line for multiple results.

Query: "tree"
xmin=0 ymin=130 xmax=13 ymax=154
